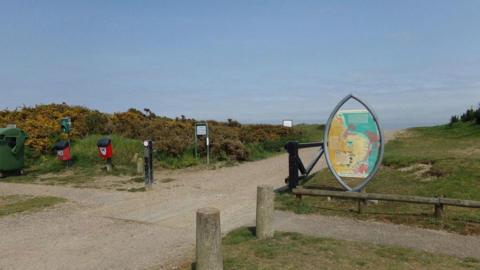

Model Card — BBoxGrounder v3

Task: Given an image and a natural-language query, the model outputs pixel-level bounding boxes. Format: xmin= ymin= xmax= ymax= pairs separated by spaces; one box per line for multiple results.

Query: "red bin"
xmin=97 ymin=138 xmax=112 ymax=159
xmin=53 ymin=140 xmax=71 ymax=161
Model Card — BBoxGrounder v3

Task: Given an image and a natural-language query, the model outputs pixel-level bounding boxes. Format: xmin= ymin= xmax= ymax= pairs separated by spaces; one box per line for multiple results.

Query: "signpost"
xmin=194 ymin=122 xmax=210 ymax=165
xmin=59 ymin=117 xmax=72 ymax=167
xmin=60 ymin=117 xmax=72 ymax=134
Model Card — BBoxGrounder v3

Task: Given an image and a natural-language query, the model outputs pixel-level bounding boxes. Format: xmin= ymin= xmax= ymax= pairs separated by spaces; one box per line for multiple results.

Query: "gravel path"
xmin=0 ymin=147 xmax=323 ymax=270
xmin=275 ymin=211 xmax=480 ymax=259
xmin=1 ymin=130 xmax=439 ymax=270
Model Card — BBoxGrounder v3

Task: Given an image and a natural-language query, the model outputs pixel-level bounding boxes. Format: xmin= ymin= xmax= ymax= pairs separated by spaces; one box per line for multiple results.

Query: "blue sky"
xmin=1 ymin=1 xmax=479 ymax=128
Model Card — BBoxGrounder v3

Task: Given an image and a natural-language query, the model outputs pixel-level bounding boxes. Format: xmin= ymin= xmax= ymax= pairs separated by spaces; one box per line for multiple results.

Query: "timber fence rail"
xmin=292 ymin=188 xmax=480 ymax=219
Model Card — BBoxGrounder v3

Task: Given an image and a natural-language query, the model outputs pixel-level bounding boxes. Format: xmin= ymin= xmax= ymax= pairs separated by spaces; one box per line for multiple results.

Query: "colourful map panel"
xmin=327 ymin=109 xmax=381 ymax=178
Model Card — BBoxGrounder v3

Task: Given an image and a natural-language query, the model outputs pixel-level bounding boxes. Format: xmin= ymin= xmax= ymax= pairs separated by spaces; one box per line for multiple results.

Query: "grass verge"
xmin=184 ymin=227 xmax=480 ymax=270
xmin=3 ymin=124 xmax=324 ymax=188
xmin=276 ymin=122 xmax=480 ymax=235
xmin=0 ymin=195 xmax=66 ymax=217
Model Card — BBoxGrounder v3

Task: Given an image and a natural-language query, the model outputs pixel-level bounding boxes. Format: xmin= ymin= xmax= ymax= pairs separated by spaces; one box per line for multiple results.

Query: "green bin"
xmin=0 ymin=127 xmax=28 ymax=176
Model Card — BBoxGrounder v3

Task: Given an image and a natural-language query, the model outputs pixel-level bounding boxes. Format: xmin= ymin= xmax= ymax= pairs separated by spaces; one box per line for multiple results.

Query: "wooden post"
xmin=434 ymin=195 xmax=444 ymax=220
xmin=136 ymin=157 xmax=144 ymax=175
xmin=256 ymin=185 xmax=274 ymax=239
xmin=196 ymin=208 xmax=223 ymax=270
xmin=357 ymin=188 xmax=367 ymax=214
xmin=434 ymin=204 xmax=444 ymax=219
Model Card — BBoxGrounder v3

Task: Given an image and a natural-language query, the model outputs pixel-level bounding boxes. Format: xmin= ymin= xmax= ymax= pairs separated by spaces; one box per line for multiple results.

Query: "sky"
xmin=1 ymin=1 xmax=479 ymax=129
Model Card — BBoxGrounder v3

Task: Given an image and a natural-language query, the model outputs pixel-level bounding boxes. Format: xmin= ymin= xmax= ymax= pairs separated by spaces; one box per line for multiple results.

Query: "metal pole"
xmin=106 ymin=158 xmax=112 ymax=172
xmin=144 ymin=140 xmax=153 ymax=189
xmin=285 ymin=141 xmax=299 ymax=189
xmin=194 ymin=125 xmax=198 ymax=159
xmin=206 ymin=137 xmax=210 ymax=165
xmin=206 ymin=122 xmax=210 ymax=165
xmin=67 ymin=132 xmax=71 ymax=168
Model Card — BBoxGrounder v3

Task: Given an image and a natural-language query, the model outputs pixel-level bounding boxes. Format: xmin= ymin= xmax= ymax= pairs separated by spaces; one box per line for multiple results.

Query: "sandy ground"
xmin=0 ymin=145 xmax=325 ymax=270
xmin=0 ymin=130 xmax=417 ymax=269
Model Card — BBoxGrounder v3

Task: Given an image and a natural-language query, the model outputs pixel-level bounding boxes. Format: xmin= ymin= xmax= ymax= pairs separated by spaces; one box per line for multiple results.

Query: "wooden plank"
xmin=292 ymin=188 xmax=480 ymax=208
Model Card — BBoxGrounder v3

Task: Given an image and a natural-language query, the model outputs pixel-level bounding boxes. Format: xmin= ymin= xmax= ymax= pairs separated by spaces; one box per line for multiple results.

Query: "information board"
xmin=194 ymin=122 xmax=210 ymax=164
xmin=327 ymin=109 xmax=381 ymax=178
xmin=282 ymin=120 xmax=293 ymax=128
xmin=196 ymin=125 xmax=207 ymax=136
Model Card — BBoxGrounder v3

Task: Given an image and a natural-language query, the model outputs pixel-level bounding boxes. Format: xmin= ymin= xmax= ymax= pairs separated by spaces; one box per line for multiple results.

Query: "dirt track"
xmin=3 ymin=130 xmax=447 ymax=270
xmin=0 ymin=147 xmax=324 ymax=269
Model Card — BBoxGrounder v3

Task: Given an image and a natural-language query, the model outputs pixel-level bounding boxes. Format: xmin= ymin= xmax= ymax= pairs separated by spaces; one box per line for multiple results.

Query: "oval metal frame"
xmin=323 ymin=94 xmax=385 ymax=192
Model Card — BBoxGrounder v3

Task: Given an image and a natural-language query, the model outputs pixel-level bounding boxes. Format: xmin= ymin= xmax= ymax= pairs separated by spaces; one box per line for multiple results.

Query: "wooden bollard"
xmin=256 ymin=185 xmax=274 ymax=239
xmin=196 ymin=208 xmax=223 ymax=270
xmin=136 ymin=157 xmax=144 ymax=175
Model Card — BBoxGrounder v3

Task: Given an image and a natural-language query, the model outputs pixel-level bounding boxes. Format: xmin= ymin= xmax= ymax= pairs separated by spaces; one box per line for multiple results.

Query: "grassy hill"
xmin=277 ymin=122 xmax=480 ymax=235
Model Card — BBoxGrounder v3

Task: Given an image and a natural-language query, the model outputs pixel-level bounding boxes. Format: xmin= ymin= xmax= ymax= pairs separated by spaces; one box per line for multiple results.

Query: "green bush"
xmin=451 ymin=103 xmax=480 ymax=125
xmin=0 ymin=104 xmax=301 ymax=163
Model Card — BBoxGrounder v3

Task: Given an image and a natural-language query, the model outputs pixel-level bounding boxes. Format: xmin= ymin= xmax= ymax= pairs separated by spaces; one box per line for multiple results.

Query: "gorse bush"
xmin=450 ymin=103 xmax=480 ymax=125
xmin=0 ymin=104 xmax=299 ymax=162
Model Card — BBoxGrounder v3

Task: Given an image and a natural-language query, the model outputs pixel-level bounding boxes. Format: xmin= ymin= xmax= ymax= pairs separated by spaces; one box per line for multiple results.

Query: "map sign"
xmin=327 ymin=109 xmax=381 ymax=178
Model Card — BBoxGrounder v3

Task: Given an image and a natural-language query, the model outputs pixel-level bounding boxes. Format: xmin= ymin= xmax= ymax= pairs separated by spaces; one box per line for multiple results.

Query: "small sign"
xmin=282 ymin=120 xmax=293 ymax=128
xmin=196 ymin=125 xmax=207 ymax=136
xmin=194 ymin=122 xmax=210 ymax=164
xmin=60 ymin=117 xmax=72 ymax=133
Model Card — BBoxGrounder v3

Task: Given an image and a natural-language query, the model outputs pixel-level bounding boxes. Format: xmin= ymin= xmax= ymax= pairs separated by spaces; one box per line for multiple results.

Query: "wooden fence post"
xmin=435 ymin=195 xmax=444 ymax=219
xmin=357 ymin=188 xmax=368 ymax=214
xmin=196 ymin=207 xmax=223 ymax=270
xmin=256 ymin=185 xmax=274 ymax=239
xmin=434 ymin=203 xmax=444 ymax=219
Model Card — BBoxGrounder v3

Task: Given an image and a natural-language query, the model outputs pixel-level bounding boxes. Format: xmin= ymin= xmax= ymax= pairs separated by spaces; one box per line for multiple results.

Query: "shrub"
xmin=460 ymin=108 xmax=476 ymax=122
xmin=452 ymin=103 xmax=480 ymax=125
xmin=449 ymin=115 xmax=459 ymax=126
xmin=476 ymin=106 xmax=480 ymax=125
xmin=0 ymin=104 xmax=300 ymax=162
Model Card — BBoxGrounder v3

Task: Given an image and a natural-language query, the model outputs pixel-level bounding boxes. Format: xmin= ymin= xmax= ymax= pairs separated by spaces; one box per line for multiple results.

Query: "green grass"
xmin=3 ymin=124 xmax=324 ymax=187
xmin=24 ymin=134 xmax=143 ymax=175
xmin=295 ymin=123 xmax=325 ymax=143
xmin=154 ymin=148 xmax=200 ymax=169
xmin=184 ymin=227 xmax=480 ymax=270
xmin=0 ymin=195 xmax=66 ymax=217
xmin=276 ymin=122 xmax=480 ymax=234
xmin=3 ymin=134 xmax=145 ymax=187
xmin=246 ymin=124 xmax=324 ymax=161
